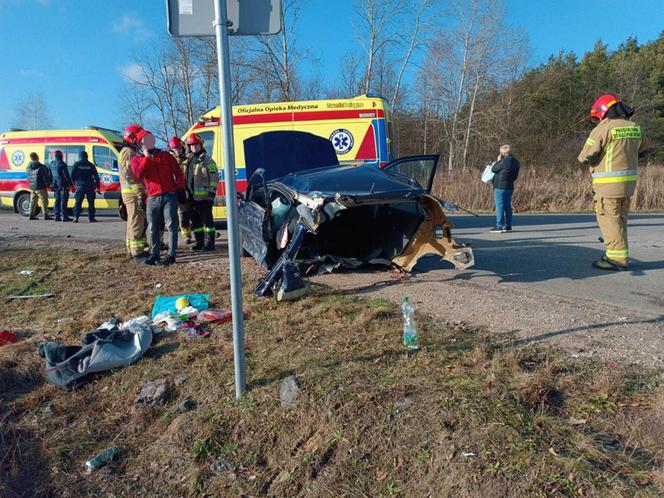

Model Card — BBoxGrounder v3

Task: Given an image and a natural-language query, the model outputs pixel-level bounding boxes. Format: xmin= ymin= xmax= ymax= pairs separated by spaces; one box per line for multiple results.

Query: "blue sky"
xmin=0 ymin=0 xmax=662 ymax=132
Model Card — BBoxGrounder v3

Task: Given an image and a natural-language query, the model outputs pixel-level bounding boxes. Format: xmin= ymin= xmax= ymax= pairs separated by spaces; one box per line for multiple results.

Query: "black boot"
xmin=191 ymin=232 xmax=204 ymax=251
xmin=203 ymin=232 xmax=215 ymax=251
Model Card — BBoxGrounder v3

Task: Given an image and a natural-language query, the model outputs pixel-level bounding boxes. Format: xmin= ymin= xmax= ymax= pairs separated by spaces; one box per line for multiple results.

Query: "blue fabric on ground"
xmin=151 ymin=294 xmax=210 ymax=319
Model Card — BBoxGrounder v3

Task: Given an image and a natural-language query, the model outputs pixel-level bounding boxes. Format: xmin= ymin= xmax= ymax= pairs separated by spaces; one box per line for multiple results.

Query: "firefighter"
xmin=578 ymin=94 xmax=643 ymax=271
xmin=71 ymin=150 xmax=100 ymax=223
xmin=185 ymin=133 xmax=219 ymax=251
xmin=119 ymin=124 xmax=148 ymax=261
xmin=169 ymin=136 xmax=193 ymax=244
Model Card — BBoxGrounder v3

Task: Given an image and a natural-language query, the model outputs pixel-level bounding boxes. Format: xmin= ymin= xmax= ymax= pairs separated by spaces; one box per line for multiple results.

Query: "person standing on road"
xmin=489 ymin=144 xmax=520 ymax=233
xmin=578 ymin=94 xmax=642 ymax=271
xmin=26 ymin=152 xmax=52 ymax=220
xmin=168 ymin=136 xmax=193 ymax=245
xmin=71 ymin=150 xmax=100 ymax=223
xmin=131 ymin=129 xmax=185 ymax=266
xmin=48 ymin=150 xmax=73 ymax=222
xmin=185 ymin=133 xmax=219 ymax=251
xmin=119 ymin=125 xmax=148 ymax=262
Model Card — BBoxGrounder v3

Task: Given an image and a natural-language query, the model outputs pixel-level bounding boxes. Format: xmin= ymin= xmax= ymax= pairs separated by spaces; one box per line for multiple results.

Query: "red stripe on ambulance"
xmin=2 ymin=136 xmax=110 ymax=145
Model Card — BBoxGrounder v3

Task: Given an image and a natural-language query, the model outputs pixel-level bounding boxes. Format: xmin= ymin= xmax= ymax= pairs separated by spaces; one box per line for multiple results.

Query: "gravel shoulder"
xmin=311 ymin=268 xmax=664 ymax=368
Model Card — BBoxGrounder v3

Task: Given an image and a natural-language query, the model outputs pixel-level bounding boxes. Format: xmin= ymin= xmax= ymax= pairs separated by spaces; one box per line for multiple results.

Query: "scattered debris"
xmin=18 ymin=270 xmax=34 ymax=276
xmin=42 ymin=402 xmax=56 ymax=416
xmin=196 ymin=308 xmax=232 ymax=323
xmin=0 ymin=330 xmax=18 ymax=347
xmin=40 ymin=319 xmax=153 ymax=390
xmin=6 ymin=293 xmax=55 ymax=300
xmin=568 ymin=418 xmax=588 ymax=426
xmin=210 ymin=458 xmax=235 ymax=478
xmin=174 ymin=397 xmax=196 ymax=414
xmin=85 ymin=445 xmax=120 ymax=473
xmin=173 ymin=373 xmax=188 ymax=386
xmin=461 ymin=451 xmax=476 ymax=458
xmin=6 ymin=265 xmax=58 ymax=302
xmin=155 ymin=283 xmax=162 ymax=289
xmin=151 ymin=294 xmax=209 ymax=319
xmin=394 ymin=398 xmax=414 ymax=412
xmin=56 ymin=317 xmax=74 ymax=324
xmin=280 ymin=375 xmax=301 ymax=407
xmin=135 ymin=379 xmax=170 ymax=405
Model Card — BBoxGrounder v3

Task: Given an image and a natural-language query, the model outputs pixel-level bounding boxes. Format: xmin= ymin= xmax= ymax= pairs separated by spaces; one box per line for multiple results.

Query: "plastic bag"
xmin=481 ymin=164 xmax=495 ymax=184
xmin=196 ymin=307 xmax=232 ymax=323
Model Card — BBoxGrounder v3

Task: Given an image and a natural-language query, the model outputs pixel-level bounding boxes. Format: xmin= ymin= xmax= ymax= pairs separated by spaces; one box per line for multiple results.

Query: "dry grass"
xmin=433 ymin=165 xmax=664 ymax=213
xmin=0 ymin=247 xmax=662 ymax=497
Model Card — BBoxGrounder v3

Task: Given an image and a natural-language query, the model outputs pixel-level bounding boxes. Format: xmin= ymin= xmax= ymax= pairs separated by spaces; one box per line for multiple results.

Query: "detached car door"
xmin=384 ymin=155 xmax=439 ymax=193
xmin=238 ymin=172 xmax=273 ymax=268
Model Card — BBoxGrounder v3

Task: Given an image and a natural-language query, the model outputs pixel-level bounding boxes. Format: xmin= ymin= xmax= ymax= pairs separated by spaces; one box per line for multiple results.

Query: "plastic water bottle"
xmin=401 ymin=297 xmax=419 ymax=350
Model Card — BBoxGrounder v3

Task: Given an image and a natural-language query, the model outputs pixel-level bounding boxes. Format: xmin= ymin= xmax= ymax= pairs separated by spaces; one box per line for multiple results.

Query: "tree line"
xmin=13 ymin=0 xmax=662 ymax=176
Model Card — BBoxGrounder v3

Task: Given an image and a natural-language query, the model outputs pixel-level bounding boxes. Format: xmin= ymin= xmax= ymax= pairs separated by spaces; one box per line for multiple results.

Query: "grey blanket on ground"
xmin=38 ymin=323 xmax=153 ymax=390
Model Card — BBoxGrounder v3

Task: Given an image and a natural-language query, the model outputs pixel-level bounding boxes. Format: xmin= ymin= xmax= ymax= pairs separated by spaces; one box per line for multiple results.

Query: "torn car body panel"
xmin=239 ymin=132 xmax=474 ymax=297
xmin=391 ymin=195 xmax=475 ymax=271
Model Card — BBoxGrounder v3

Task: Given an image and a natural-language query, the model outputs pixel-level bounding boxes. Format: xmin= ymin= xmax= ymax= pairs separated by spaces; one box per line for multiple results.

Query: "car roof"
xmin=275 ymin=164 xmax=426 ymax=200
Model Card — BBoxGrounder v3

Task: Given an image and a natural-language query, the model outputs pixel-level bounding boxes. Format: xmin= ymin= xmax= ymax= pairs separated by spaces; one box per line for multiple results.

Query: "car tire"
xmin=15 ymin=192 xmax=35 ymax=217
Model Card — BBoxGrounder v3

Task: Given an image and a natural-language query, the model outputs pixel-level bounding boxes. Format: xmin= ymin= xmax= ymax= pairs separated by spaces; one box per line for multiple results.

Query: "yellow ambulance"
xmin=181 ymin=95 xmax=394 ymax=218
xmin=0 ymin=127 xmax=122 ymax=216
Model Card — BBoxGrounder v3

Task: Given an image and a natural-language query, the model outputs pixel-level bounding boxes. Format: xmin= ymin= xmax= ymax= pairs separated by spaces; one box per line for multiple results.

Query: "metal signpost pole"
xmin=213 ymin=0 xmax=246 ymax=398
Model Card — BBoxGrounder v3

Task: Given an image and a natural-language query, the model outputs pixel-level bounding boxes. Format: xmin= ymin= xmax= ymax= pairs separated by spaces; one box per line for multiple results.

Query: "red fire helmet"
xmin=168 ymin=136 xmax=183 ymax=149
xmin=186 ymin=133 xmax=203 ymax=146
xmin=123 ymin=124 xmax=143 ymax=144
xmin=590 ymin=94 xmax=619 ymax=122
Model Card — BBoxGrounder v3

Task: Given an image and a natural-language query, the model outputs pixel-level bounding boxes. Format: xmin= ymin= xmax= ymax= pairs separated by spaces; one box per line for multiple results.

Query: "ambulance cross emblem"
xmin=329 ymin=129 xmax=354 ymax=155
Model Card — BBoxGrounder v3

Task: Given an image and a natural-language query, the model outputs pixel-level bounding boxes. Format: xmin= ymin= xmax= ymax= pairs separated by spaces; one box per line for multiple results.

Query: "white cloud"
xmin=119 ymin=63 xmax=146 ymax=84
xmin=112 ymin=14 xmax=153 ymax=42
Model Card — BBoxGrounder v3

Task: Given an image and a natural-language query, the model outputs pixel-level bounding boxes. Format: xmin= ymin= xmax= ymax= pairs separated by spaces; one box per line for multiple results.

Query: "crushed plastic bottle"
xmin=401 ymin=297 xmax=419 ymax=350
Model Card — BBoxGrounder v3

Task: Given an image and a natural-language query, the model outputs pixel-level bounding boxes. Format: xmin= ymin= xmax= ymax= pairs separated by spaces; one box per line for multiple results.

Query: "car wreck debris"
xmin=238 ymin=131 xmax=475 ymax=298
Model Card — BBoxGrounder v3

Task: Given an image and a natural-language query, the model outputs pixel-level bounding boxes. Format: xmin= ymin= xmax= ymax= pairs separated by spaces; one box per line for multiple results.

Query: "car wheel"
xmin=15 ymin=192 xmax=35 ymax=217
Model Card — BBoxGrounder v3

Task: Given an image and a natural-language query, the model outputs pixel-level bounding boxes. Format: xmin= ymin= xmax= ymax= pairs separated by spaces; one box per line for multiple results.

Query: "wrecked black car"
xmin=238 ymin=131 xmax=474 ymax=299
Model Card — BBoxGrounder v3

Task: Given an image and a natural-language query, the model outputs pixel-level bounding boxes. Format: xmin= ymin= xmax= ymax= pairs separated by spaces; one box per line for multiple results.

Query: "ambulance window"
xmin=45 ymin=145 xmax=84 ymax=167
xmin=93 ymin=146 xmax=117 ymax=171
xmin=198 ymin=131 xmax=215 ymax=155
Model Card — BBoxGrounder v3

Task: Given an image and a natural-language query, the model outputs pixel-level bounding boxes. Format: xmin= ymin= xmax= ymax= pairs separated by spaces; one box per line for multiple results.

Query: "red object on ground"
xmin=196 ymin=308 xmax=232 ymax=323
xmin=0 ymin=330 xmax=18 ymax=346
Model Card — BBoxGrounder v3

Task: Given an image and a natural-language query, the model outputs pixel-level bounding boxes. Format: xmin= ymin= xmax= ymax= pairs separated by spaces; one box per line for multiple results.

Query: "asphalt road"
xmin=441 ymin=213 xmax=664 ymax=315
xmin=0 ymin=210 xmax=662 ymax=315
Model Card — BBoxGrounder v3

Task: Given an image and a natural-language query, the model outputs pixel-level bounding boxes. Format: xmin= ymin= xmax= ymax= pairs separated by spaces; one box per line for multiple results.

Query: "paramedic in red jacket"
xmin=131 ymin=129 xmax=186 ymax=266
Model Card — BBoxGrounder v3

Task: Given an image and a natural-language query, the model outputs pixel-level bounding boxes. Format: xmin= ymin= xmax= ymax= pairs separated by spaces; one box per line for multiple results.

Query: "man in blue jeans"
xmin=490 ymin=144 xmax=520 ymax=233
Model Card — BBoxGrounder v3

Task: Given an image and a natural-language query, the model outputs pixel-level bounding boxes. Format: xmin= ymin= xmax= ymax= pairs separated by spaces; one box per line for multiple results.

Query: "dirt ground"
xmin=3 ymin=231 xmax=662 ymax=370
xmin=0 ymin=238 xmax=662 ymax=497
xmin=312 ymin=267 xmax=664 ymax=369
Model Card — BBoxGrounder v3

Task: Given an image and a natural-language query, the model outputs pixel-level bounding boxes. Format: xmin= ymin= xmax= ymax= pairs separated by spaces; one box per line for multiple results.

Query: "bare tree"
xmin=11 ymin=93 xmax=54 ymax=130
xmin=354 ymin=0 xmax=405 ymax=95
xmin=390 ymin=0 xmax=431 ymax=110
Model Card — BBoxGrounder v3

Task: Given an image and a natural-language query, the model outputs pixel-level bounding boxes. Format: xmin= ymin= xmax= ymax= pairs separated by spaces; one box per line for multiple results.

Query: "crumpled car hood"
xmin=277 ymin=164 xmax=426 ymax=203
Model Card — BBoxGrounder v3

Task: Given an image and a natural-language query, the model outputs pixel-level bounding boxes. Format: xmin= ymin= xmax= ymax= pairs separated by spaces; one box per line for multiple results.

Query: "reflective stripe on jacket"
xmin=187 ymin=153 xmax=219 ymax=202
xmin=118 ymin=146 xmax=145 ymax=197
xmin=577 ymin=117 xmax=642 ymax=197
